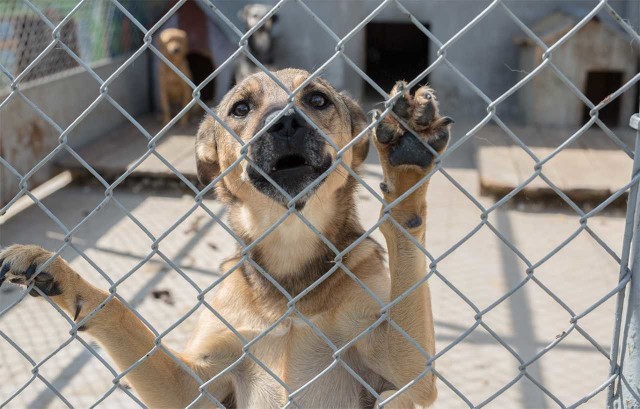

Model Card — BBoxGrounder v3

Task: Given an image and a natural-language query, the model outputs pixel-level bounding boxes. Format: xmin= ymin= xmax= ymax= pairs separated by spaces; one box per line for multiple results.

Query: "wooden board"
xmin=477 ymin=124 xmax=634 ymax=203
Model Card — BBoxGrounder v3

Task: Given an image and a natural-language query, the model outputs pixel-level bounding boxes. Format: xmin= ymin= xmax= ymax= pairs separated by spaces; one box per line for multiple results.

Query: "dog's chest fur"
xmin=232 ymin=311 xmax=383 ymax=408
xmin=190 ymin=248 xmax=389 ymax=408
xmin=190 ymin=181 xmax=391 ymax=407
xmin=160 ymin=63 xmax=190 ymax=97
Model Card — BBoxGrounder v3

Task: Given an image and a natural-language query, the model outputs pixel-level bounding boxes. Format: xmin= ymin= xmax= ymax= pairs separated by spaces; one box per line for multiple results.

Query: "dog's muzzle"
xmin=247 ymin=108 xmax=332 ymax=207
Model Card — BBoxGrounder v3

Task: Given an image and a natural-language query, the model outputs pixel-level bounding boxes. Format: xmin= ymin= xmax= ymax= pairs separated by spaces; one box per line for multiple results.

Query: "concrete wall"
xmin=210 ymin=0 xmax=635 ymax=123
xmin=1 ymin=52 xmax=151 ymax=206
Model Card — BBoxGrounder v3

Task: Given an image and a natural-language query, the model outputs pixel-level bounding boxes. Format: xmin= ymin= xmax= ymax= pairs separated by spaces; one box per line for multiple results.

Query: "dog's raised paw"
xmin=373 ymin=84 xmax=452 ymax=171
xmin=0 ymin=245 xmax=62 ymax=297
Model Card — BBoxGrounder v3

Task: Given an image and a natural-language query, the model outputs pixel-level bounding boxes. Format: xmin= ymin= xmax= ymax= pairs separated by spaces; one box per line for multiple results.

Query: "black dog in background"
xmin=234 ymin=4 xmax=278 ymax=84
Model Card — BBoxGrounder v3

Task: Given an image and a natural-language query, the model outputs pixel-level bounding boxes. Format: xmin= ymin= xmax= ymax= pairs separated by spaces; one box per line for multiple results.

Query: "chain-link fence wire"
xmin=1 ymin=0 xmax=639 ymax=407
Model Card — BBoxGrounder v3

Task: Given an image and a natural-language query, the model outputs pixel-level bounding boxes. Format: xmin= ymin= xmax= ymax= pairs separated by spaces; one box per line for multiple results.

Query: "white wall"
xmin=212 ymin=0 xmax=635 ymax=123
xmin=1 ymin=53 xmax=150 ymax=206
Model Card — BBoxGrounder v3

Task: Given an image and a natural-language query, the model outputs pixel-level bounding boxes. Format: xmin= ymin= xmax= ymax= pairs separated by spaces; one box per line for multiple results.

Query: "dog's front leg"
xmin=0 ymin=245 xmax=213 ymax=407
xmin=360 ymin=82 xmax=453 ymax=408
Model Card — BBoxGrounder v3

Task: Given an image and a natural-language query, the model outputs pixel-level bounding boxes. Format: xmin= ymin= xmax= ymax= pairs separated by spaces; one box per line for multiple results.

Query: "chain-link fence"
xmin=0 ymin=0 xmax=154 ymax=88
xmin=1 ymin=0 xmax=640 ymax=408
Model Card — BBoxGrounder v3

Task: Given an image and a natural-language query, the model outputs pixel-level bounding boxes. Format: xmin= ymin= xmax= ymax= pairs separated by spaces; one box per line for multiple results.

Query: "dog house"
xmin=157 ymin=1 xmax=236 ymax=104
xmin=515 ymin=9 xmax=638 ymax=128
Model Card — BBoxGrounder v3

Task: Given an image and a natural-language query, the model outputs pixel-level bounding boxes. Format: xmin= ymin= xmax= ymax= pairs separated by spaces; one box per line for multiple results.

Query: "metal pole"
xmin=622 ymin=112 xmax=640 ymax=409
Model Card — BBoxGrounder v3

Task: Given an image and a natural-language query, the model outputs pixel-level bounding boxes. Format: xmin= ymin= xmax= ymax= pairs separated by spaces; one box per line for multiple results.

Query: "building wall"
xmin=212 ymin=0 xmax=634 ymax=123
xmin=0 ymin=53 xmax=151 ymax=206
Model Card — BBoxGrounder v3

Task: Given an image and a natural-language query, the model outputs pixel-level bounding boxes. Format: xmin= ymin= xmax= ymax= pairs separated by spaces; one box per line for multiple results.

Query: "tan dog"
xmin=158 ymin=28 xmax=192 ymax=126
xmin=0 ymin=69 xmax=453 ymax=408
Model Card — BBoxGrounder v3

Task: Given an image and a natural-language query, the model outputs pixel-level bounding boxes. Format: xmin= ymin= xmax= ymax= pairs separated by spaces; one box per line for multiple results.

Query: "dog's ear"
xmin=157 ymin=31 xmax=168 ymax=51
xmin=176 ymin=29 xmax=188 ymax=41
xmin=195 ymin=116 xmax=221 ymax=186
xmin=340 ymin=92 xmax=370 ymax=168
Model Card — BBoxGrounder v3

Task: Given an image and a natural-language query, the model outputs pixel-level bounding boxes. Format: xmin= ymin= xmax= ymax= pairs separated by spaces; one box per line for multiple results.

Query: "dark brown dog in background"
xmin=0 ymin=69 xmax=453 ymax=408
xmin=158 ymin=28 xmax=192 ymax=126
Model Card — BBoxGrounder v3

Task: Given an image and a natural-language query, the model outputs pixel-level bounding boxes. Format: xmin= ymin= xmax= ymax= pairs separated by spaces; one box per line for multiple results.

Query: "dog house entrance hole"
xmin=187 ymin=52 xmax=215 ymax=102
xmin=365 ymin=22 xmax=430 ymax=97
xmin=582 ymin=71 xmax=622 ymax=127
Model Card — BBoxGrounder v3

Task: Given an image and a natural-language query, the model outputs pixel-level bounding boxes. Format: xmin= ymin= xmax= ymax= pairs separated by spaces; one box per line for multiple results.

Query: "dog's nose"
xmin=265 ymin=109 xmax=305 ymax=139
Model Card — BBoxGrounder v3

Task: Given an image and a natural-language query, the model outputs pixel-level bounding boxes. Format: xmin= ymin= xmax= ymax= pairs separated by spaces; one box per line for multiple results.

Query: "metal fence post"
xmin=621 ymin=112 xmax=640 ymax=409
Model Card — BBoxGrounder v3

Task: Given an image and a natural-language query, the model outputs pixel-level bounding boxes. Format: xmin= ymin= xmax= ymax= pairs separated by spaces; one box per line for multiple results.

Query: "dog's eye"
xmin=231 ymin=101 xmax=251 ymax=117
xmin=308 ymin=93 xmax=329 ymax=109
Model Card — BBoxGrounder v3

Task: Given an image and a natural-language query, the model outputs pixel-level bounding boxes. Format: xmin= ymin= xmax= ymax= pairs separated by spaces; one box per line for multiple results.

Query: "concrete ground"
xmin=0 ymin=125 xmax=632 ymax=408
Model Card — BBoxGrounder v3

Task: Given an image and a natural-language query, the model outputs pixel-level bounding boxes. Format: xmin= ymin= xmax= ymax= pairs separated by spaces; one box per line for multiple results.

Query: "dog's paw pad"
xmin=405 ymin=215 xmax=423 ymax=229
xmin=388 ymin=132 xmax=435 ymax=169
xmin=0 ymin=246 xmax=62 ymax=297
xmin=373 ymin=83 xmax=452 ymax=170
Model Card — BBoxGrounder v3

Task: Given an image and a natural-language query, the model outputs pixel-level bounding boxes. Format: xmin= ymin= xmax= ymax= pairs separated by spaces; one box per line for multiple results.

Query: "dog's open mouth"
xmin=247 ymin=147 xmax=332 ymax=207
xmin=271 ymin=154 xmax=310 ymax=174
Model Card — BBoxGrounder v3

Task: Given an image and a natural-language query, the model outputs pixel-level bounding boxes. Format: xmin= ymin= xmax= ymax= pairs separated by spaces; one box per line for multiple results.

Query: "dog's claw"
xmin=24 ymin=264 xmax=37 ymax=280
xmin=0 ymin=259 xmax=5 ymax=287
xmin=0 ymin=261 xmax=9 ymax=281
